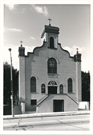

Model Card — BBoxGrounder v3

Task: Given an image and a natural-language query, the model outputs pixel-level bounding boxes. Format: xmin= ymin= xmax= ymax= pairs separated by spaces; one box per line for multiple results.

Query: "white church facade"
xmin=18 ymin=22 xmax=82 ymax=113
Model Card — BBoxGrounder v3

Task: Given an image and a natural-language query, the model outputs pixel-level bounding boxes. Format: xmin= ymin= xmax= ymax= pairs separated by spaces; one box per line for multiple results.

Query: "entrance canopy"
xmin=48 ymin=81 xmax=57 ymax=86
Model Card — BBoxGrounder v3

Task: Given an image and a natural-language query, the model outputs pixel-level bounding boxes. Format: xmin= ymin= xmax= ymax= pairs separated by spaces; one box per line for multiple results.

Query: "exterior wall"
xmin=37 ymin=94 xmax=78 ymax=113
xmin=25 ymin=56 xmax=32 ymax=111
xmin=23 ymin=41 xmax=79 ymax=112
xmin=78 ymin=62 xmax=82 ymax=101
xmin=76 ymin=61 xmax=82 ymax=102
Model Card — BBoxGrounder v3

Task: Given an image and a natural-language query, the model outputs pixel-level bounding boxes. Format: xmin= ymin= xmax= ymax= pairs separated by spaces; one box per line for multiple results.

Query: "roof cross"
xmin=20 ymin=41 xmax=23 ymax=47
xmin=48 ymin=18 xmax=52 ymax=26
xmin=76 ymin=48 xmax=78 ymax=54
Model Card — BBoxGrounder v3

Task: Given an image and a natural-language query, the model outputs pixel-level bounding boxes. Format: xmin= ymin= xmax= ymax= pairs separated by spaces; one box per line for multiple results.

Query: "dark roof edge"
xmin=58 ymin=43 xmax=74 ymax=59
xmin=25 ymin=41 xmax=46 ymax=57
xmin=41 ymin=25 xmax=59 ymax=38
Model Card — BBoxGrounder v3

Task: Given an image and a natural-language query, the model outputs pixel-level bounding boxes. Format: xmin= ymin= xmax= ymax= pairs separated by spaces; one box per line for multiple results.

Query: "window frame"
xmin=60 ymin=84 xmax=63 ymax=94
xmin=48 ymin=58 xmax=57 ymax=74
xmin=41 ymin=84 xmax=46 ymax=93
xmin=50 ymin=37 xmax=54 ymax=48
xmin=31 ymin=99 xmax=37 ymax=106
xmin=30 ymin=76 xmax=36 ymax=93
xmin=68 ymin=78 xmax=73 ymax=93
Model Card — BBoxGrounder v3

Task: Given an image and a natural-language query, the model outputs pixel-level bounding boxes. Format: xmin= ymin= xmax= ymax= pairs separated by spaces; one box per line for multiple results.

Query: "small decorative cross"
xmin=20 ymin=41 xmax=23 ymax=47
xmin=48 ymin=18 xmax=52 ymax=26
xmin=76 ymin=48 xmax=78 ymax=54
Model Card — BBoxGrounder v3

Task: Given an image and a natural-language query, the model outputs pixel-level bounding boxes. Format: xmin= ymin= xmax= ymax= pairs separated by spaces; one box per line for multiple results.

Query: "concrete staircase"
xmin=37 ymin=94 xmax=50 ymax=106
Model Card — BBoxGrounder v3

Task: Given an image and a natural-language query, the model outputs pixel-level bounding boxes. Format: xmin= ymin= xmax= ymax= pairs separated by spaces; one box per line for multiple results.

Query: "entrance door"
xmin=53 ymin=100 xmax=64 ymax=112
xmin=48 ymin=86 xmax=57 ymax=94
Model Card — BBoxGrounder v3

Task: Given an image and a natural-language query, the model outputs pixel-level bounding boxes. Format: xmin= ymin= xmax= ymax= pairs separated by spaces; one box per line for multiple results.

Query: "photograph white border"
xmin=0 ymin=0 xmax=93 ymax=134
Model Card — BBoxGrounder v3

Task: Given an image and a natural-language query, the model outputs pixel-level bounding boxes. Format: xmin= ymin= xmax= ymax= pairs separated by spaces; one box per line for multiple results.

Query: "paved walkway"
xmin=3 ymin=110 xmax=90 ymax=120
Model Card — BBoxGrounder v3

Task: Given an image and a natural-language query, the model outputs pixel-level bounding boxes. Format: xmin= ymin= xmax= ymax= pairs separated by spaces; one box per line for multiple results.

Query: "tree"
xmin=3 ymin=62 xmax=19 ymax=105
xmin=82 ymin=71 xmax=90 ymax=102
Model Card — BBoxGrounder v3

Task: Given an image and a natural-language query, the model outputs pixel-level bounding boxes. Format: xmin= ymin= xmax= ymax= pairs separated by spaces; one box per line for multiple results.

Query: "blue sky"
xmin=3 ymin=4 xmax=90 ymax=72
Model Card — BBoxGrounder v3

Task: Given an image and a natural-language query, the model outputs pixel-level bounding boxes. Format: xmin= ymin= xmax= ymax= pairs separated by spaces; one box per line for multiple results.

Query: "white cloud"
xmin=63 ymin=45 xmax=86 ymax=56
xmin=63 ymin=45 xmax=90 ymax=72
xmin=5 ymin=4 xmax=16 ymax=11
xmin=4 ymin=28 xmax=23 ymax=32
xmin=82 ymin=58 xmax=90 ymax=72
xmin=63 ymin=46 xmax=72 ymax=54
xmin=32 ymin=5 xmax=48 ymax=16
xmin=30 ymin=36 xmax=35 ymax=40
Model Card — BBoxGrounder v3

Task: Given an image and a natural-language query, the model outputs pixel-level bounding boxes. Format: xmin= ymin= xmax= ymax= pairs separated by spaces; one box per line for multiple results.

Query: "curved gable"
xmin=26 ymin=41 xmax=47 ymax=57
xmin=58 ymin=43 xmax=74 ymax=59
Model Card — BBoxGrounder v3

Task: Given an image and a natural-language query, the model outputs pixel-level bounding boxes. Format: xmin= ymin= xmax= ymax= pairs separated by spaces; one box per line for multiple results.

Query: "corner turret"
xmin=74 ymin=48 xmax=81 ymax=62
xmin=41 ymin=18 xmax=59 ymax=49
xmin=19 ymin=41 xmax=25 ymax=56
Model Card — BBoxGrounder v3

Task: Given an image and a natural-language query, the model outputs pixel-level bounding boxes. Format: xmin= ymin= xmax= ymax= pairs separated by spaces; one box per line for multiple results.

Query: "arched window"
xmin=48 ymin=58 xmax=57 ymax=73
xmin=60 ymin=84 xmax=63 ymax=94
xmin=30 ymin=77 xmax=36 ymax=92
xmin=41 ymin=84 xmax=45 ymax=93
xmin=50 ymin=37 xmax=54 ymax=48
xmin=68 ymin=78 xmax=73 ymax=93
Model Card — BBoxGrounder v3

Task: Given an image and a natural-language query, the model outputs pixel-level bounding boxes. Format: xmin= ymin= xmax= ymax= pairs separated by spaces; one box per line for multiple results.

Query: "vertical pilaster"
xmin=78 ymin=63 xmax=82 ymax=102
xmin=19 ymin=57 xmax=25 ymax=113
xmin=76 ymin=61 xmax=79 ymax=103
xmin=74 ymin=48 xmax=82 ymax=103
xmin=18 ymin=43 xmax=26 ymax=113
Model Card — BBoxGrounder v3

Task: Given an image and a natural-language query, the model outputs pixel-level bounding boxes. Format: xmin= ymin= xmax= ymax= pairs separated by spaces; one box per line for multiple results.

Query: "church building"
xmin=18 ymin=20 xmax=82 ymax=113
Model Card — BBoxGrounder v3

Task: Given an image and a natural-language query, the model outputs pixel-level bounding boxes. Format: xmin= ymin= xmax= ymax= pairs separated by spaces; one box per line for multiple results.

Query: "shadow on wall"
xmin=3 ymin=97 xmax=24 ymax=115
xmin=13 ymin=97 xmax=25 ymax=115
xmin=13 ymin=105 xmax=21 ymax=115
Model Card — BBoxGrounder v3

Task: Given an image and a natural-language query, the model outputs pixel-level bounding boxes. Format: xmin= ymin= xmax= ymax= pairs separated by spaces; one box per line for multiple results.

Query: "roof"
xmin=41 ymin=25 xmax=59 ymax=38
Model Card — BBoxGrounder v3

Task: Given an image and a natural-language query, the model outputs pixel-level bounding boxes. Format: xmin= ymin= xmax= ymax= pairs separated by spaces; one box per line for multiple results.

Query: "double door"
xmin=48 ymin=86 xmax=57 ymax=94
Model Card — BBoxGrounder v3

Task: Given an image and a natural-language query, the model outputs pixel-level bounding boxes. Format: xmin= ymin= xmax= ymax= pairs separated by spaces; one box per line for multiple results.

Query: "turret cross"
xmin=48 ymin=18 xmax=52 ymax=26
xmin=76 ymin=48 xmax=78 ymax=54
xmin=20 ymin=41 xmax=23 ymax=47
